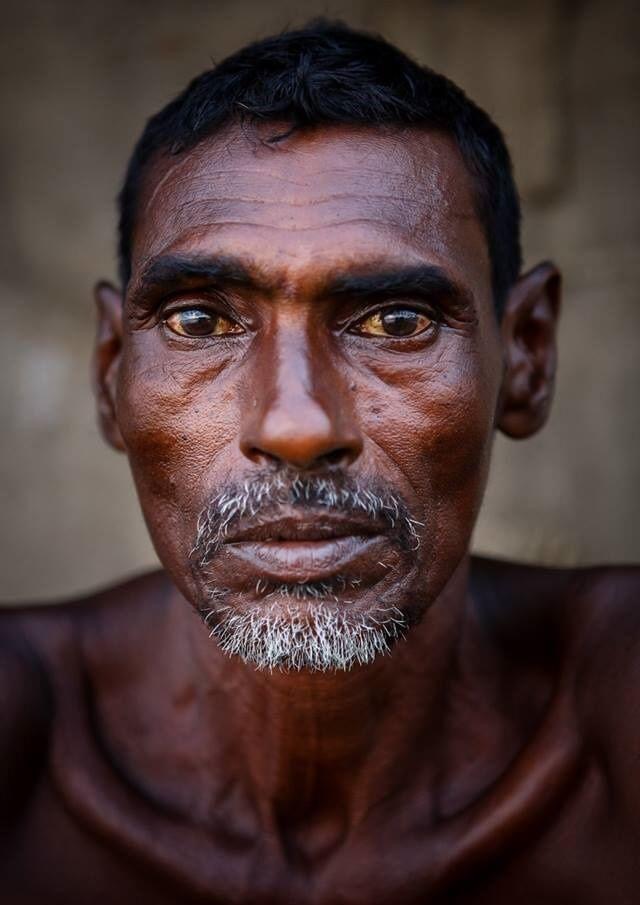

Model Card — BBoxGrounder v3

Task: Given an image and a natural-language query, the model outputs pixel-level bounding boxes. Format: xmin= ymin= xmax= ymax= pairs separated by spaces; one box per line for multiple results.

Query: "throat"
xmin=86 ymin=559 xmax=476 ymax=835
xmin=181 ymin=580 xmax=470 ymax=834
xmin=235 ymin=668 xmax=386 ymax=822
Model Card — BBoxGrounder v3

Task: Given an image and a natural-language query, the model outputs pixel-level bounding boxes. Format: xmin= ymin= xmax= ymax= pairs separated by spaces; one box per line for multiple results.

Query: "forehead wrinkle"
xmin=133 ymin=230 xmax=474 ymax=311
xmin=140 ymin=156 xmax=194 ymax=219
xmin=133 ymin=129 xmax=489 ymax=299
xmin=133 ymin=177 xmax=486 ymax=287
xmin=132 ymin=218 xmax=411 ymax=276
xmin=139 ymin=132 xmax=477 ymax=235
xmin=145 ymin=185 xmax=471 ymax=253
xmin=149 ymin=197 xmax=438 ymax=248
xmin=143 ymin=136 xmax=460 ymax=202
xmin=139 ymin=122 xmax=477 ymax=215
xmin=142 ymin=157 xmax=422 ymax=221
xmin=151 ymin=150 xmax=441 ymax=186
xmin=165 ymin=192 xmax=432 ymax=209
xmin=139 ymin=169 xmax=452 ymax=268
xmin=146 ymin=168 xmax=443 ymax=212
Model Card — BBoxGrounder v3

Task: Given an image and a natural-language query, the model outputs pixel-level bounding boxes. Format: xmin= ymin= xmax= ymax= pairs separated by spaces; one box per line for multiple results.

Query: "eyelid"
xmin=163 ymin=309 xmax=246 ymax=341
xmin=163 ymin=300 xmax=227 ymax=317
xmin=341 ymin=300 xmax=440 ymax=333
xmin=161 ymin=295 xmax=246 ymax=327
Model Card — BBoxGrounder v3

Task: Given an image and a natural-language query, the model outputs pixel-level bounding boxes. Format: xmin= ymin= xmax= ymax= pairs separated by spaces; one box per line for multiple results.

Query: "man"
xmin=1 ymin=20 xmax=638 ymax=904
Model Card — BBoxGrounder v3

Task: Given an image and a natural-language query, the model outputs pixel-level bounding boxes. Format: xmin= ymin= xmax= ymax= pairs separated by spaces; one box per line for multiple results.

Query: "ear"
xmin=92 ymin=281 xmax=126 ymax=451
xmin=497 ymin=262 xmax=561 ymax=439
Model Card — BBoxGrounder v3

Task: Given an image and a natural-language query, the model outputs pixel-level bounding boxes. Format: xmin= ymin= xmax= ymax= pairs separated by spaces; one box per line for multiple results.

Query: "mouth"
xmin=219 ymin=515 xmax=389 ymax=583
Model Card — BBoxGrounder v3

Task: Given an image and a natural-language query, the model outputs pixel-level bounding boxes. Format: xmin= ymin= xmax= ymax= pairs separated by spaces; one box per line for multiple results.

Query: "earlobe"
xmin=92 ymin=280 xmax=126 ymax=451
xmin=497 ymin=262 xmax=561 ymax=439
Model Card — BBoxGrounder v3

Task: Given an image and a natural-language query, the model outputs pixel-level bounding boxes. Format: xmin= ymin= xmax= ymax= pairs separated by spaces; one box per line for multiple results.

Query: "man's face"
xmin=107 ymin=124 xmax=505 ymax=667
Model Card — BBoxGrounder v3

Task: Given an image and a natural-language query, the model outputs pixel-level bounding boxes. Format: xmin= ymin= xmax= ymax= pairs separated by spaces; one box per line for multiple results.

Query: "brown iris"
xmin=355 ymin=308 xmax=433 ymax=338
xmin=165 ymin=308 xmax=244 ymax=337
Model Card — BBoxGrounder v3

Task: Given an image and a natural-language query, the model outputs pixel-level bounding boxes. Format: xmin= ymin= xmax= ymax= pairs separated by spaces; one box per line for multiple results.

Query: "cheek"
xmin=421 ymin=353 xmax=497 ymax=494
xmin=361 ymin=340 xmax=499 ymax=560
xmin=115 ymin=340 xmax=241 ymax=545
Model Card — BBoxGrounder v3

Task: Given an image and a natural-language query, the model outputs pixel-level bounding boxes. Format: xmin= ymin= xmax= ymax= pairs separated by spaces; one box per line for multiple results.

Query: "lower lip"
xmin=222 ymin=534 xmax=387 ymax=582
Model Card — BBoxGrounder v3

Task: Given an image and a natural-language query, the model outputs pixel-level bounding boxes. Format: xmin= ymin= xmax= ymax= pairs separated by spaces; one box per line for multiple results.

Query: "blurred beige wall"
xmin=1 ymin=0 xmax=638 ymax=601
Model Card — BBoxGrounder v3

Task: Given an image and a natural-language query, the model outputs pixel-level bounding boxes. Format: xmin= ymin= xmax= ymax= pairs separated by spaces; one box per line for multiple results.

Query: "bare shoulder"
xmin=0 ymin=626 xmax=52 ymax=825
xmin=567 ymin=563 xmax=640 ymax=696
xmin=0 ymin=569 xmax=170 ymax=820
xmin=471 ymin=556 xmax=639 ymax=641
xmin=471 ymin=555 xmax=640 ymax=718
xmin=472 ymin=556 xmax=640 ymax=810
xmin=567 ymin=565 xmax=640 ymax=766
xmin=0 ymin=568 xmax=170 ymax=658
xmin=539 ymin=562 xmax=640 ymax=820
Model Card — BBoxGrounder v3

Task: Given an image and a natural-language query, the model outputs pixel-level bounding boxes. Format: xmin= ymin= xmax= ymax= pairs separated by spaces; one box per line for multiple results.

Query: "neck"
xmin=94 ymin=555 xmax=504 ymax=844
xmin=182 ymin=556 xmax=472 ymax=828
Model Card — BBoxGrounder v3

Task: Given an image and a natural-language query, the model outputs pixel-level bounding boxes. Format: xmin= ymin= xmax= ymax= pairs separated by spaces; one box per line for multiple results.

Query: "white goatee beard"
xmin=200 ymin=593 xmax=408 ymax=672
xmin=192 ymin=469 xmax=421 ymax=671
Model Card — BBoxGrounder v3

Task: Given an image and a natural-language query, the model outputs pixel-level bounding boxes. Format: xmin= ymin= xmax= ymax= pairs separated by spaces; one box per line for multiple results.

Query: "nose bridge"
xmin=241 ymin=316 xmax=362 ymax=469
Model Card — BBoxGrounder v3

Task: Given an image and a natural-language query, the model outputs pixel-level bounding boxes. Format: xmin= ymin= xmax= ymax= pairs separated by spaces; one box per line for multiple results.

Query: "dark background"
xmin=1 ymin=0 xmax=638 ymax=600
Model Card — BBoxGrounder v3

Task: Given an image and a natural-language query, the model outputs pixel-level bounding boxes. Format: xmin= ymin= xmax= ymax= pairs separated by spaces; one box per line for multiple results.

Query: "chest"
xmin=3 ymin=766 xmax=637 ymax=905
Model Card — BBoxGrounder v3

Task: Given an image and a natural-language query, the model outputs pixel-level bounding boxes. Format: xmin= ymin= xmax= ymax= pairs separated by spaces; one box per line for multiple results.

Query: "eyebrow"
xmin=322 ymin=265 xmax=473 ymax=308
xmin=127 ymin=253 xmax=267 ymax=307
xmin=128 ymin=253 xmax=472 ymax=312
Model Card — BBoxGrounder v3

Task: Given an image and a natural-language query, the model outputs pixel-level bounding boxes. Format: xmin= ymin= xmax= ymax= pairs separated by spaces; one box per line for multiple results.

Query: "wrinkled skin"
xmin=115 ymin=125 xmax=505 ymax=620
xmin=1 ymin=125 xmax=639 ymax=904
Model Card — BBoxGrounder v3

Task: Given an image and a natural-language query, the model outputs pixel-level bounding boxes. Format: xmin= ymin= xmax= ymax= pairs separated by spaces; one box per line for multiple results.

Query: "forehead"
xmin=131 ymin=124 xmax=490 ymax=293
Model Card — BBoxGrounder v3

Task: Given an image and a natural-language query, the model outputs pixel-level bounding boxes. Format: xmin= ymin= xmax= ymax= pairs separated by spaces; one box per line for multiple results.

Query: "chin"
xmin=193 ymin=570 xmax=433 ymax=672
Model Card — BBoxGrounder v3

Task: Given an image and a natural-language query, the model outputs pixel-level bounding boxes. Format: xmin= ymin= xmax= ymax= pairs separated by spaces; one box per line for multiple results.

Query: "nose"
xmin=240 ymin=331 xmax=363 ymax=471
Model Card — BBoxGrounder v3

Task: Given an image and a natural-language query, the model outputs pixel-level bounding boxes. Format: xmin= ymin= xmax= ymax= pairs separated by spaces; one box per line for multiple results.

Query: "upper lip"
xmin=223 ymin=514 xmax=386 ymax=544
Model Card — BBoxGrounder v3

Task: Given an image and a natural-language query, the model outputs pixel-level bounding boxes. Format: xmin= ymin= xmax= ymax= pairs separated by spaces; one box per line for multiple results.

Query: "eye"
xmin=353 ymin=307 xmax=434 ymax=338
xmin=164 ymin=307 xmax=244 ymax=338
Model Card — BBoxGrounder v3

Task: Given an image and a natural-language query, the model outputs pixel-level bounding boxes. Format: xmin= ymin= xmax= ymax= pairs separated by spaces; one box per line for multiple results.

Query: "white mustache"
xmin=191 ymin=470 xmax=423 ymax=566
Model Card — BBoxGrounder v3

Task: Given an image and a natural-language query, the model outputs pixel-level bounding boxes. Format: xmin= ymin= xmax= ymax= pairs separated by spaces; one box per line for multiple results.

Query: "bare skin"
xmin=1 ymin=125 xmax=638 ymax=904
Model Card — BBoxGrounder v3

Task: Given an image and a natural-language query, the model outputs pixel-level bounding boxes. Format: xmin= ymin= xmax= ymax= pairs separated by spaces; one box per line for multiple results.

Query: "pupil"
xmin=381 ymin=310 xmax=419 ymax=336
xmin=182 ymin=310 xmax=214 ymax=335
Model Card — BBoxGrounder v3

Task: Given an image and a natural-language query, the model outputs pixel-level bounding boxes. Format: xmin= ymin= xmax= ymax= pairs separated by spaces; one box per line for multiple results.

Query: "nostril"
xmin=243 ymin=444 xmax=356 ymax=471
xmin=245 ymin=448 xmax=282 ymax=469
xmin=240 ymin=405 xmax=363 ymax=470
xmin=321 ymin=447 xmax=351 ymax=467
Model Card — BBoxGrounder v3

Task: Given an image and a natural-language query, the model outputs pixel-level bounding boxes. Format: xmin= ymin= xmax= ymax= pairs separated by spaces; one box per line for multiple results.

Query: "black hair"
xmin=118 ymin=20 xmax=521 ymax=315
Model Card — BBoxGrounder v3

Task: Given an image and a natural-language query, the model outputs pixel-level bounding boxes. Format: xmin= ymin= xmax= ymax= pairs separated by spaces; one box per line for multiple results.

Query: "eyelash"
xmin=159 ymin=300 xmax=442 ymax=343
xmin=344 ymin=303 xmax=441 ymax=333
xmin=162 ymin=298 xmax=243 ymax=323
